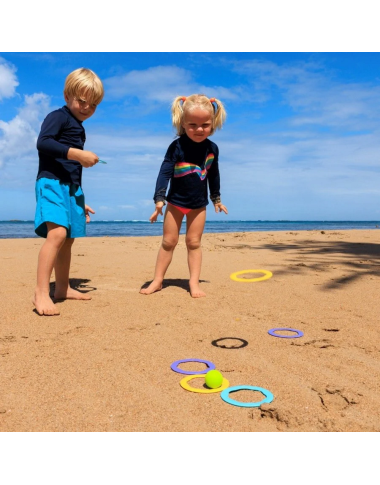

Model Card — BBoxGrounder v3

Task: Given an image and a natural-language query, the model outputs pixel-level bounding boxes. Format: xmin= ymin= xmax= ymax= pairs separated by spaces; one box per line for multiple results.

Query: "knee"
xmin=186 ymin=237 xmax=201 ymax=251
xmin=46 ymin=226 xmax=67 ymax=247
xmin=161 ymin=237 xmax=178 ymax=251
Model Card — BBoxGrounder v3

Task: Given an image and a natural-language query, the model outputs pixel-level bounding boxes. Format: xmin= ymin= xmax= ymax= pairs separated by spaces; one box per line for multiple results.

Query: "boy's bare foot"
xmin=139 ymin=280 xmax=163 ymax=295
xmin=189 ymin=281 xmax=206 ymax=298
xmin=32 ymin=292 xmax=60 ymax=316
xmin=54 ymin=287 xmax=92 ymax=301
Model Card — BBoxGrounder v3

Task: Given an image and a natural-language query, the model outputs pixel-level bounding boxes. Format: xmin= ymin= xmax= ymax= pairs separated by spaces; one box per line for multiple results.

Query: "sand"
xmin=0 ymin=229 xmax=379 ymax=432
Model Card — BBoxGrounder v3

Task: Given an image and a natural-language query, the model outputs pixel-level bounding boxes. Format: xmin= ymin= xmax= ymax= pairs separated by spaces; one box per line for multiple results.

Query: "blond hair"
xmin=171 ymin=94 xmax=226 ymax=136
xmin=64 ymin=67 xmax=104 ymax=105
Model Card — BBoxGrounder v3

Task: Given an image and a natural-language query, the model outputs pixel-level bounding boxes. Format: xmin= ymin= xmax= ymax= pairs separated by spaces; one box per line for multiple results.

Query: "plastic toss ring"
xmin=230 ymin=269 xmax=273 ymax=283
xmin=180 ymin=374 xmax=230 ymax=394
xmin=221 ymin=385 xmax=274 ymax=408
xmin=268 ymin=328 xmax=304 ymax=338
xmin=211 ymin=337 xmax=248 ymax=350
xmin=170 ymin=358 xmax=216 ymax=375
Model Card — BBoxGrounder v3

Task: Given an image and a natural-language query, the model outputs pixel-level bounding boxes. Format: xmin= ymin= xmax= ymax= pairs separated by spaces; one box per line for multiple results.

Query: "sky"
xmin=1 ymin=51 xmax=380 ymax=221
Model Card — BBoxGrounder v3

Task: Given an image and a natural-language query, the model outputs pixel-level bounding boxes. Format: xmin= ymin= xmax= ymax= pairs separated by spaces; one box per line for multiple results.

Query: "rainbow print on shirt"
xmin=173 ymin=153 xmax=215 ymax=181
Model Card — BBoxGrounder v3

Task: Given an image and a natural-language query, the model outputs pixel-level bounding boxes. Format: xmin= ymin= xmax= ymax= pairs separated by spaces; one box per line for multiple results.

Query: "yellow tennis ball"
xmin=205 ymin=370 xmax=223 ymax=389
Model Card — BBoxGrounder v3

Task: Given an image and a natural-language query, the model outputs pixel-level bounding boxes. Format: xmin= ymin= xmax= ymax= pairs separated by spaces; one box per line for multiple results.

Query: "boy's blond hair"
xmin=64 ymin=67 xmax=104 ymax=105
xmin=171 ymin=94 xmax=226 ymax=136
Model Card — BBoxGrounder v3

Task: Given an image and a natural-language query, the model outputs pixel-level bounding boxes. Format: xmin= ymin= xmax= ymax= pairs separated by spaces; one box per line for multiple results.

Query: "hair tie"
xmin=180 ymin=96 xmax=186 ymax=102
xmin=209 ymin=98 xmax=216 ymax=103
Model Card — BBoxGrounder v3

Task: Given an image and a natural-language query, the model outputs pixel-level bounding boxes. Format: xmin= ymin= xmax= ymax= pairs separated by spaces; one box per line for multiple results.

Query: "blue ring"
xmin=268 ymin=327 xmax=304 ymax=338
xmin=170 ymin=358 xmax=216 ymax=375
xmin=221 ymin=385 xmax=274 ymax=408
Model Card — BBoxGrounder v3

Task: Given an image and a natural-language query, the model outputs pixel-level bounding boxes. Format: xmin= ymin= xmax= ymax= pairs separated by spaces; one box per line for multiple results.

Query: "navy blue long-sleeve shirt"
xmin=36 ymin=105 xmax=85 ymax=185
xmin=153 ymin=134 xmax=221 ymax=209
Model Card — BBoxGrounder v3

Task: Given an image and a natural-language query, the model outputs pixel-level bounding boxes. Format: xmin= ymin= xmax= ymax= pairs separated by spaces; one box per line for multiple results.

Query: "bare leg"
xmin=32 ymin=223 xmax=67 ymax=316
xmin=54 ymin=238 xmax=92 ymax=301
xmin=186 ymin=207 xmax=206 ymax=298
xmin=140 ymin=205 xmax=184 ymax=294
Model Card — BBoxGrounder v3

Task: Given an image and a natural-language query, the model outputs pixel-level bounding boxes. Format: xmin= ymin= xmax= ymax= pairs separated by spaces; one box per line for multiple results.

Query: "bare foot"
xmin=54 ymin=287 xmax=92 ymax=301
xmin=189 ymin=281 xmax=206 ymax=298
xmin=32 ymin=291 xmax=60 ymax=316
xmin=140 ymin=280 xmax=163 ymax=295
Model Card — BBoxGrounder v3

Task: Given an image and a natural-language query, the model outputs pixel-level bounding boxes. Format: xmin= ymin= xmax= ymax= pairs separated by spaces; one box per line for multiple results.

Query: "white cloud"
xmin=140 ymin=199 xmax=155 ymax=207
xmin=2 ymin=54 xmax=380 ymax=220
xmin=104 ymin=65 xmax=238 ymax=103
xmin=234 ymin=59 xmax=380 ymax=130
xmin=105 ymin=66 xmax=194 ymax=102
xmin=0 ymin=57 xmax=19 ymax=100
xmin=0 ymin=93 xmax=51 ymax=170
xmin=218 ymin=131 xmax=380 ymax=191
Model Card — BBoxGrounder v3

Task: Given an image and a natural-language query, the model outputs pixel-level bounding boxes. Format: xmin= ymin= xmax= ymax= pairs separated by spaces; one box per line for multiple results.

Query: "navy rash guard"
xmin=36 ymin=105 xmax=85 ymax=186
xmin=153 ymin=134 xmax=221 ymax=209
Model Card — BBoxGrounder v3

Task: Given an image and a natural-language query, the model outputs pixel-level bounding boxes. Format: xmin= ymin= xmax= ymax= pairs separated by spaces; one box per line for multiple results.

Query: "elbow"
xmin=36 ymin=137 xmax=45 ymax=152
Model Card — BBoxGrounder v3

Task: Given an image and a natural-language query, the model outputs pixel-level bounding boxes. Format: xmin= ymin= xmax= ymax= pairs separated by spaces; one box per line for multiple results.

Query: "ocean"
xmin=1 ymin=220 xmax=379 ymax=239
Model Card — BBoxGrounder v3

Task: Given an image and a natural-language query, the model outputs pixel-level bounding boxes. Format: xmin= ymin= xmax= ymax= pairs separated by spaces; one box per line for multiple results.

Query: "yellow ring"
xmin=180 ymin=374 xmax=230 ymax=394
xmin=230 ymin=269 xmax=273 ymax=283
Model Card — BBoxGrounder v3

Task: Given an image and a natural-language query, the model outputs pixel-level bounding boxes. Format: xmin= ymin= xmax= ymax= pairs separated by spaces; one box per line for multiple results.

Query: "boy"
xmin=33 ymin=67 xmax=104 ymax=316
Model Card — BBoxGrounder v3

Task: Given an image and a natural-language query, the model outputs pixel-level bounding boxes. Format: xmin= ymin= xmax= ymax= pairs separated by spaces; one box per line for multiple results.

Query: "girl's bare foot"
xmin=189 ymin=281 xmax=206 ymax=298
xmin=140 ymin=280 xmax=163 ymax=295
xmin=54 ymin=287 xmax=92 ymax=301
xmin=32 ymin=291 xmax=60 ymax=316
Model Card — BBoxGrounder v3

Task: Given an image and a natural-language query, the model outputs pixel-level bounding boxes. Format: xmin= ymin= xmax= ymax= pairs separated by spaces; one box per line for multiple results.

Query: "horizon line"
xmin=2 ymin=220 xmax=380 ymax=224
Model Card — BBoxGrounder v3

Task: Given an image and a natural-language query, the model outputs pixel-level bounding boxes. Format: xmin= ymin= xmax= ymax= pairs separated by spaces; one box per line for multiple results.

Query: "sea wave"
xmin=1 ymin=220 xmax=379 ymax=239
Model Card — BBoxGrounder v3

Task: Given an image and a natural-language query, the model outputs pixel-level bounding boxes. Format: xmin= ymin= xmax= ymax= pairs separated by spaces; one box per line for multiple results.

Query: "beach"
xmin=1 ymin=229 xmax=379 ymax=432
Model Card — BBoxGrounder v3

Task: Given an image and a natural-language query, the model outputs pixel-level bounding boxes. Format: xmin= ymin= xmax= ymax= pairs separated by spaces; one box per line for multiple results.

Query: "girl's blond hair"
xmin=171 ymin=94 xmax=226 ymax=136
xmin=64 ymin=67 xmax=104 ymax=105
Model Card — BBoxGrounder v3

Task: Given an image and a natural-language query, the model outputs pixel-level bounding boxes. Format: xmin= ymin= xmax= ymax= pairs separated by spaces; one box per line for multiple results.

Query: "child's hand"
xmin=214 ymin=202 xmax=228 ymax=214
xmin=68 ymin=148 xmax=99 ymax=168
xmin=78 ymin=150 xmax=100 ymax=168
xmin=149 ymin=202 xmax=164 ymax=223
xmin=85 ymin=204 xmax=95 ymax=223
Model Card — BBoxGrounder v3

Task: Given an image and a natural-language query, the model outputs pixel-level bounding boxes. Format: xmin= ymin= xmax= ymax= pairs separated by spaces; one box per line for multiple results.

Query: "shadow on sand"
xmin=140 ymin=278 xmax=210 ymax=293
xmin=219 ymin=237 xmax=380 ymax=290
xmin=49 ymin=278 xmax=96 ymax=297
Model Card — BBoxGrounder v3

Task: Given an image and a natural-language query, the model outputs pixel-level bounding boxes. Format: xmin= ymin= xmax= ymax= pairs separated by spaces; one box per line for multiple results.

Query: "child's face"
xmin=182 ymin=107 xmax=213 ymax=143
xmin=64 ymin=92 xmax=98 ymax=122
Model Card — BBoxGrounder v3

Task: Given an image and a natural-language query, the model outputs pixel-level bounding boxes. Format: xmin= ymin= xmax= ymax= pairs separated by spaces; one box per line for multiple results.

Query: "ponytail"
xmin=171 ymin=94 xmax=227 ymax=136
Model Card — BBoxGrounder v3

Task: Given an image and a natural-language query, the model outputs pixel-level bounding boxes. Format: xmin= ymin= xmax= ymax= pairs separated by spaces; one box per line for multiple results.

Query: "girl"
xmin=140 ymin=94 xmax=228 ymax=298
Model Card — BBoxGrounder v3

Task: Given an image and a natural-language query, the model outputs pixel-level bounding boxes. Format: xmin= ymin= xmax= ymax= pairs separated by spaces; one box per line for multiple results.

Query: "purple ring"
xmin=268 ymin=327 xmax=304 ymax=338
xmin=170 ymin=358 xmax=216 ymax=375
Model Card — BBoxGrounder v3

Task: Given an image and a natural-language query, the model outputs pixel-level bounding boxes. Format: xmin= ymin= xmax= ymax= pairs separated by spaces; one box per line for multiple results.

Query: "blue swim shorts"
xmin=34 ymin=178 xmax=86 ymax=238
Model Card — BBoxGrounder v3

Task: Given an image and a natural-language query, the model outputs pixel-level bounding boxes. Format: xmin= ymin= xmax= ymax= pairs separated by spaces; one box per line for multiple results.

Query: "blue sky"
xmin=1 ymin=52 xmax=380 ymax=221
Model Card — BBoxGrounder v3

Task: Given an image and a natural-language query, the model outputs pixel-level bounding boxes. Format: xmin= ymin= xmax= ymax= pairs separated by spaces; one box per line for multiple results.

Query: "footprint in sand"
xmin=254 ymin=404 xmax=302 ymax=429
xmin=311 ymin=386 xmax=361 ymax=412
xmin=291 ymin=339 xmax=335 ymax=349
